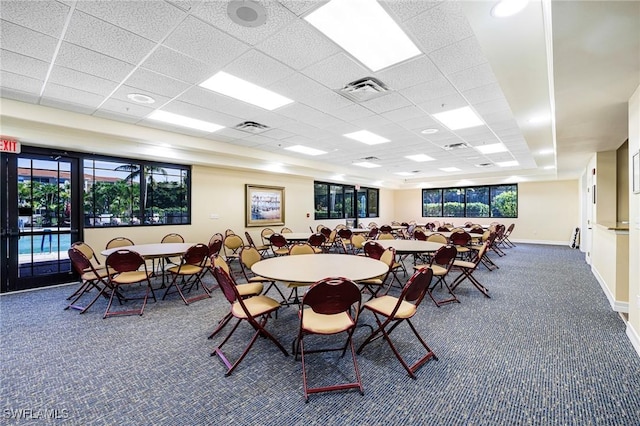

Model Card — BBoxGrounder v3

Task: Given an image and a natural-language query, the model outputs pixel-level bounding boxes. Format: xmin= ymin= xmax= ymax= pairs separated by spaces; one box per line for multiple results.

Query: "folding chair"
xmin=238 ymin=246 xmax=285 ymax=303
xmin=105 ymin=237 xmax=134 ymax=249
xmin=245 ymin=231 xmax=270 ymax=257
xmin=449 ymin=230 xmax=472 ymax=260
xmin=210 ymin=267 xmax=288 ymax=376
xmin=307 ymin=233 xmax=326 ymax=254
xmin=414 ymin=245 xmax=459 ymax=307
xmin=497 ymin=223 xmax=516 ymax=248
xmin=162 ymin=243 xmax=210 ymax=305
xmin=104 ymin=249 xmax=156 ymax=318
xmin=295 ymin=277 xmax=363 ymax=402
xmin=357 ymin=268 xmax=437 ymax=379
xmin=358 ymin=247 xmax=396 ymax=300
xmin=269 ymin=233 xmax=290 ymax=256
xmin=66 ymin=247 xmax=113 ymax=313
xmin=208 ymin=254 xmax=265 ymax=339
xmin=223 ymin=233 xmax=245 ymax=264
xmin=450 ymin=243 xmax=491 ymax=298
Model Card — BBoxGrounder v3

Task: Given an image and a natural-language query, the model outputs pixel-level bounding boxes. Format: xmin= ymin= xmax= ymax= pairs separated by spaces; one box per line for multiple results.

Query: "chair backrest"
xmin=430 ymin=245 xmax=457 ymax=269
xmin=281 ymin=227 xmax=292 ymax=233
xmin=449 ymin=231 xmax=471 ymax=246
xmin=68 ymin=247 xmax=93 ymax=275
xmin=426 ymin=233 xmax=448 ymax=244
xmin=469 ymin=227 xmax=485 ymax=234
xmin=240 ymin=246 xmax=263 ymax=269
xmin=225 ymin=229 xmax=236 ymax=236
xmin=437 ymin=226 xmax=450 ymax=232
xmin=71 ymin=241 xmax=100 ymax=265
xmin=394 ymin=267 xmax=434 ymax=313
xmin=425 ymin=222 xmax=436 ymax=231
xmin=338 ymin=228 xmax=353 ymax=239
xmin=413 ymin=229 xmax=427 ymax=241
xmin=472 ymin=242 xmax=489 ymax=264
xmin=377 ymin=232 xmax=395 ymax=240
xmin=211 ymin=266 xmax=240 ymax=304
xmin=363 ymin=241 xmax=385 ymax=260
xmin=367 ymin=227 xmax=379 ymax=239
xmin=161 ymin=233 xmax=184 ymax=243
xmin=208 ymin=233 xmax=224 ymax=245
xmin=308 ymin=233 xmax=326 ymax=248
xmin=334 ymin=224 xmax=347 ymax=230
xmin=505 ymin=223 xmax=515 ymax=235
xmin=379 ymin=248 xmax=396 ymax=270
xmin=224 ymin=234 xmax=244 ymax=250
xmin=208 ymin=239 xmax=223 ymax=257
xmin=289 ymin=243 xmax=315 ymax=255
xmin=319 ymin=227 xmax=332 ymax=238
xmin=105 ymin=237 xmax=134 ymax=249
xmin=379 ymin=224 xmax=392 ymax=233
xmin=210 ymin=254 xmax=231 ymax=276
xmin=302 ymin=277 xmax=361 ymax=316
xmin=261 ymin=228 xmax=274 ymax=244
xmin=244 ymin=231 xmax=258 ymax=248
xmin=183 ymin=243 xmax=209 ymax=266
xmin=316 ymin=224 xmax=327 ymax=232
xmin=351 ymin=234 xmax=366 ymax=250
xmin=269 ymin=233 xmax=288 ymax=249
xmin=106 ymin=249 xmax=146 ymax=273
xmin=367 ymin=222 xmax=378 ymax=229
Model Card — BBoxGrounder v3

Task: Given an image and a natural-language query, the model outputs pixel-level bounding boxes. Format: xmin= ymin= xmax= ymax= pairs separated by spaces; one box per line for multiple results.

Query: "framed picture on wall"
xmin=246 ymin=184 xmax=285 ymax=227
xmin=633 ymin=151 xmax=640 ymax=194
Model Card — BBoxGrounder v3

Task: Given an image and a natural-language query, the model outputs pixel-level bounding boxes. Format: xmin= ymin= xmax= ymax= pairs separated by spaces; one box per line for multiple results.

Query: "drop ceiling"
xmin=0 ymin=0 xmax=638 ymax=189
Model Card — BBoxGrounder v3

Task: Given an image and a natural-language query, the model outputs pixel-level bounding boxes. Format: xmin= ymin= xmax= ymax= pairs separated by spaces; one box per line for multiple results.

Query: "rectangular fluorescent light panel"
xmin=353 ymin=161 xmax=381 ymax=168
xmin=344 ymin=130 xmax=390 ymax=145
xmin=475 ymin=143 xmax=508 ymax=154
xmin=432 ymin=106 xmax=484 ymax=130
xmin=439 ymin=167 xmax=461 ymax=172
xmin=394 ymin=172 xmax=415 ymax=176
xmin=285 ymin=145 xmax=327 ymax=156
xmin=304 ymin=0 xmax=421 ymax=71
xmin=405 ymin=154 xmax=435 ymax=162
xmin=497 ymin=160 xmax=519 ymax=167
xmin=199 ymin=71 xmax=293 ymax=111
xmin=148 ymin=110 xmax=223 ymax=133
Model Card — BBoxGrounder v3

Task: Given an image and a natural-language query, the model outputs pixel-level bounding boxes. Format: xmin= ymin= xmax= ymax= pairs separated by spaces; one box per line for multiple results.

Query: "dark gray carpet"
xmin=2 ymin=244 xmax=639 ymax=425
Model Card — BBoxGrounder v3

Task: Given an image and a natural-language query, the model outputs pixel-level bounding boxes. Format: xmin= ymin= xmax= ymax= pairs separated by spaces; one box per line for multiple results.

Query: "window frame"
xmin=422 ymin=184 xmax=518 ymax=218
xmin=314 ymin=181 xmax=379 ymax=220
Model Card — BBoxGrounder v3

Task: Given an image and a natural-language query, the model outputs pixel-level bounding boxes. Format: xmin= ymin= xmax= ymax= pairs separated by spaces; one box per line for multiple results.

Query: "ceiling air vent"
xmin=338 ymin=77 xmax=390 ymax=102
xmin=475 ymin=162 xmax=494 ymax=168
xmin=360 ymin=156 xmax=380 ymax=161
xmin=234 ymin=121 xmax=269 ymax=134
xmin=442 ymin=142 xmax=470 ymax=151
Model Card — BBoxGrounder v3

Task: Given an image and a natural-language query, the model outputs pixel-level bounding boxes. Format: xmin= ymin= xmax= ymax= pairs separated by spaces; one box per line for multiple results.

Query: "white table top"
xmin=101 ymin=242 xmax=194 ymax=258
xmin=251 ymin=253 xmax=388 ymax=284
xmin=281 ymin=232 xmax=312 ymax=241
xmin=376 ymin=239 xmax=443 ymax=254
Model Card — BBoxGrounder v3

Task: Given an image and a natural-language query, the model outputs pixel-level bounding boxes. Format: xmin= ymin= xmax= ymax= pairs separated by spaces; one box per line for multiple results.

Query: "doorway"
xmin=1 ymin=149 xmax=81 ymax=292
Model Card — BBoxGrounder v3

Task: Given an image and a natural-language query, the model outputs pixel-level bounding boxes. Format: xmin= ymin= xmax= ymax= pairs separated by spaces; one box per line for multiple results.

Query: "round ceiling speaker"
xmin=227 ymin=1 xmax=267 ymax=28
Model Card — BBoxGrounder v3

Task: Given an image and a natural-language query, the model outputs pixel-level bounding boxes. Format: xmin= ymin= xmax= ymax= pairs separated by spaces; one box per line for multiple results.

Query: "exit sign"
xmin=0 ymin=138 xmax=20 ymax=153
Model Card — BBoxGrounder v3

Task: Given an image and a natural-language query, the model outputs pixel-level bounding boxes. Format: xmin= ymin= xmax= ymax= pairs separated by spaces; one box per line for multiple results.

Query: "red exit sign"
xmin=0 ymin=138 xmax=21 ymax=153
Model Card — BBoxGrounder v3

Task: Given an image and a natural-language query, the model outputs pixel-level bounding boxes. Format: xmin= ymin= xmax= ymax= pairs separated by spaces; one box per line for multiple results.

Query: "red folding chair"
xmin=66 ymin=247 xmax=114 ymax=314
xmin=162 ymin=243 xmax=210 ymax=304
xmin=104 ymin=249 xmax=156 ymax=318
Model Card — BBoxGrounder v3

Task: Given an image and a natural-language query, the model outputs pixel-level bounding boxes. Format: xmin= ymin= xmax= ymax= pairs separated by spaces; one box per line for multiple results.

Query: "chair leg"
xmin=428 ymin=276 xmax=459 ymax=307
xmin=450 ymin=269 xmax=490 ymax=298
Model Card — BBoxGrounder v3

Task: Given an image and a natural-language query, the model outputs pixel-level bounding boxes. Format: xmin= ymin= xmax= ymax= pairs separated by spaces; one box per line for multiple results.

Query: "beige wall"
xmin=628 ymin=85 xmax=640 ymax=352
xmin=618 ymin=141 xmax=630 ymax=223
xmin=394 ymin=179 xmax=580 ymax=244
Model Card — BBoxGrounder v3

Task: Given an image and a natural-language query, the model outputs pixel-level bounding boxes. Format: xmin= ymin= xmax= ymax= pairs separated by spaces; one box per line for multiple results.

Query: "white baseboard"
xmin=626 ymin=323 xmax=640 ymax=358
xmin=511 ymin=239 xmax=572 ymax=246
xmin=591 ymin=265 xmax=629 ymax=313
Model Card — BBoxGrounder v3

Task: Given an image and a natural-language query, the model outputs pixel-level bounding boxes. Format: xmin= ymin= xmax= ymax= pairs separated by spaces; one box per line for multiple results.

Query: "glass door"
xmin=1 ymin=150 xmax=81 ymax=292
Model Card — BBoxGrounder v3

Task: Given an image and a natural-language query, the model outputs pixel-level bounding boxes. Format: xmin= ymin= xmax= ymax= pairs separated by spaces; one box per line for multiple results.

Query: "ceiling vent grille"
xmin=234 ymin=121 xmax=269 ymax=133
xmin=360 ymin=156 xmax=380 ymax=161
xmin=338 ymin=77 xmax=390 ymax=102
xmin=442 ymin=142 xmax=470 ymax=151
xmin=475 ymin=162 xmax=494 ymax=168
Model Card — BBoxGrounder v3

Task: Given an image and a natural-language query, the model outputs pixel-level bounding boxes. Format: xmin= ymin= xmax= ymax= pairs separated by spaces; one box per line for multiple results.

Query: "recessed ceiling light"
xmin=475 ymin=143 xmax=508 ymax=154
xmin=432 ymin=106 xmax=484 ymax=130
xmin=491 ymin=0 xmax=529 ymax=18
xmin=440 ymin=167 xmax=461 ymax=172
xmin=199 ymin=71 xmax=293 ymax=110
xmin=353 ymin=161 xmax=381 ymax=168
xmin=285 ymin=145 xmax=327 ymax=156
xmin=304 ymin=0 xmax=421 ymax=71
xmin=127 ymin=93 xmax=155 ymax=104
xmin=405 ymin=154 xmax=435 ymax=162
xmin=147 ymin=110 xmax=224 ymax=133
xmin=420 ymin=128 xmax=439 ymax=135
xmin=538 ymin=148 xmax=554 ymax=155
xmin=344 ymin=130 xmax=390 ymax=145
xmin=496 ymin=160 xmax=519 ymax=167
xmin=227 ymin=0 xmax=267 ymax=28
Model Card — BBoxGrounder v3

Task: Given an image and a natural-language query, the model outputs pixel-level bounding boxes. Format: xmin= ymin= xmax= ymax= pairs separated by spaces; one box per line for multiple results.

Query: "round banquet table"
xmin=251 ymin=253 xmax=388 ymax=284
xmin=375 ymin=239 xmax=443 ymax=254
xmin=101 ymin=242 xmax=195 ymax=259
xmin=281 ymin=232 xmax=313 ymax=242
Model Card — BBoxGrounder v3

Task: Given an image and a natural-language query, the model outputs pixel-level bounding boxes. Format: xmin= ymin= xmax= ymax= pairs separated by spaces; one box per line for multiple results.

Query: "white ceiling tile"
xmin=418 ymin=93 xmax=468 ymax=114
xmin=399 ymin=75 xmax=457 ymax=105
xmin=174 ymin=86 xmax=230 ymax=111
xmin=461 ymin=82 xmax=505 ymax=104
xmin=328 ymin=104 xmax=375 ymax=121
xmin=0 ymin=50 xmax=49 ymax=80
xmin=245 ymin=111 xmax=297 ymax=129
xmin=261 ymin=128 xmax=296 ymax=140
xmin=64 ymin=11 xmax=156 ymax=65
xmin=141 ymin=45 xmax=214 ymax=84
xmin=96 ymin=98 xmax=155 ymax=119
xmin=448 ymin=63 xmax=497 ymax=92
xmin=137 ymin=120 xmax=212 ymax=137
xmin=163 ymin=16 xmax=249 ymax=68
xmin=124 ymin=68 xmax=191 ymax=99
xmin=381 ymin=0 xmax=443 ymax=23
xmin=0 ymin=71 xmax=43 ymax=95
xmin=42 ymin=82 xmax=105 ymax=108
xmin=360 ymin=92 xmax=413 ymax=114
xmin=375 ymin=56 xmax=440 ymax=90
xmin=303 ymin=53 xmax=370 ymax=89
xmin=0 ymin=88 xmax=39 ymax=104
xmin=75 ymin=0 xmax=186 ymax=42
xmin=49 ymin=67 xmax=120 ymax=96
xmin=224 ymin=49 xmax=295 ymax=87
xmin=39 ymin=97 xmax=98 ymax=115
xmin=278 ymin=0 xmax=324 ymax=16
xmin=428 ymin=36 xmax=487 ymax=76
xmin=380 ymin=105 xmax=426 ymax=122
xmin=404 ymin=1 xmax=474 ymax=54
xmin=55 ymin=42 xmax=135 ymax=82
xmin=192 ymin=1 xmax=297 ymax=46
xmin=93 ymin=110 xmax=146 ymax=124
xmin=161 ymin=100 xmax=240 ymax=127
xmin=0 ymin=20 xmax=59 ymax=62
xmin=256 ymin=19 xmax=340 ymax=70
xmin=474 ymin=97 xmax=513 ymax=116
xmin=0 ymin=1 xmax=70 ymax=37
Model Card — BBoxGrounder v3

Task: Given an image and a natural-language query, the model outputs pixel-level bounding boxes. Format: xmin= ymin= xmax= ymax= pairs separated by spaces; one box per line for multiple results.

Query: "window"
xmin=83 ymin=157 xmax=190 ymax=227
xmin=314 ymin=182 xmax=378 ymax=220
xmin=422 ymin=184 xmax=517 ymax=218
